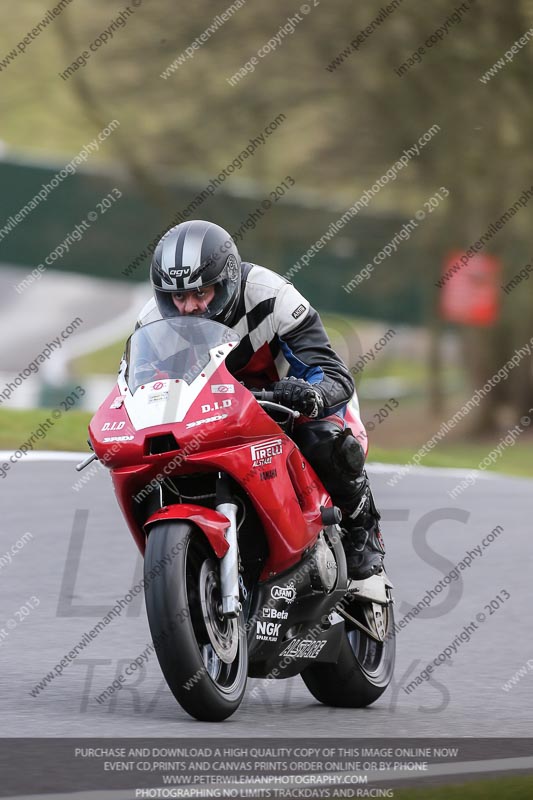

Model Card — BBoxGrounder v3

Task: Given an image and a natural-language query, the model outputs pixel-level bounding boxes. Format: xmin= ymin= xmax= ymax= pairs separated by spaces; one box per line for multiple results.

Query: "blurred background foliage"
xmin=1 ymin=0 xmax=533 ymax=450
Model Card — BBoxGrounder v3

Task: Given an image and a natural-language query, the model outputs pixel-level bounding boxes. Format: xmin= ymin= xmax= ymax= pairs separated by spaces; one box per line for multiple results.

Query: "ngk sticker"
xmin=109 ymin=396 xmax=124 ymax=409
xmin=211 ymin=384 xmax=235 ymax=394
xmin=153 ymin=381 xmax=167 ymax=390
xmin=250 ymin=438 xmax=282 ymax=467
xmin=256 ymin=621 xmax=281 ymax=642
xmin=102 ymin=421 xmax=125 ymax=431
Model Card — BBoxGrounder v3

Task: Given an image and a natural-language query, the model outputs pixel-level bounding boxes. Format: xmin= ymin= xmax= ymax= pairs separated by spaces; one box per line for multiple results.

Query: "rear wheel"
xmin=144 ymin=521 xmax=247 ymax=721
xmin=301 ymin=602 xmax=395 ymax=707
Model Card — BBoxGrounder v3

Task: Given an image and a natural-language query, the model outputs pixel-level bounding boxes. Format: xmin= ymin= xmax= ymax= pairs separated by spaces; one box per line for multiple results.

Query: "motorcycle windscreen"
xmin=121 ymin=318 xmax=241 ymax=428
xmin=125 ymin=317 xmax=240 ymax=392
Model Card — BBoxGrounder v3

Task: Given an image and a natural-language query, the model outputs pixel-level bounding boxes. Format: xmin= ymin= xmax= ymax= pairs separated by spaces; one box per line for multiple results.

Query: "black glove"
xmin=272 ymin=377 xmax=324 ymax=418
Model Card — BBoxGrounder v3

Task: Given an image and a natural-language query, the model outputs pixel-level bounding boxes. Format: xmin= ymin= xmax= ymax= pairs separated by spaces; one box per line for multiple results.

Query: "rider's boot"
xmin=341 ymin=472 xmax=385 ymax=580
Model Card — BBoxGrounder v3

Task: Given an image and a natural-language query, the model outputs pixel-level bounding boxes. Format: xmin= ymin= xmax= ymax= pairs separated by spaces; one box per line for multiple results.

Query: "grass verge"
xmin=395 ymin=774 xmax=533 ymax=799
xmin=0 ymin=408 xmax=532 ymax=480
xmin=0 ymin=408 xmax=91 ymax=452
xmin=370 ymin=442 xmax=533 ymax=479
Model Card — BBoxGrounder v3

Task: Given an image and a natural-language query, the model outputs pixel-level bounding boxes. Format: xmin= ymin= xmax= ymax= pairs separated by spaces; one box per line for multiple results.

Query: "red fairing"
xmin=89 ymin=354 xmax=335 ymax=578
xmin=144 ymin=505 xmax=231 ymax=558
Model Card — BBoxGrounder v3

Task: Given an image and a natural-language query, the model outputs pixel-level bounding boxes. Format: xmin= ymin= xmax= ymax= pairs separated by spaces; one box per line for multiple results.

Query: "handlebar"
xmin=75 ymin=452 xmax=98 ymax=472
xmin=251 ymin=389 xmax=275 ymax=402
xmin=250 ymin=389 xmax=300 ymax=419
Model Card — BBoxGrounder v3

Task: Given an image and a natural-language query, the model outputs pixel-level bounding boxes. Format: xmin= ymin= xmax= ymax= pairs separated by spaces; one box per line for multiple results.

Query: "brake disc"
xmin=199 ymin=560 xmax=238 ymax=663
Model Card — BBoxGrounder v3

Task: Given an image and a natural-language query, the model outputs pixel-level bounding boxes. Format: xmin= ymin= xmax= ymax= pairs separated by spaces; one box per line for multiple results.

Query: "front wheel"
xmin=301 ymin=601 xmax=395 ymax=707
xmin=144 ymin=521 xmax=248 ymax=721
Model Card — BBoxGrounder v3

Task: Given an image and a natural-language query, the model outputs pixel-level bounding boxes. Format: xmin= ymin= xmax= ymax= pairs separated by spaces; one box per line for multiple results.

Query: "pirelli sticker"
xmin=250 ymin=438 xmax=282 ymax=467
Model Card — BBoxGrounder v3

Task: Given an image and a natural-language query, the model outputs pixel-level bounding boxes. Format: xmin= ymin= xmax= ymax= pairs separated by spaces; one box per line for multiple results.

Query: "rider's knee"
xmin=333 ymin=429 xmax=365 ymax=478
xmin=293 ymin=422 xmax=365 ymax=479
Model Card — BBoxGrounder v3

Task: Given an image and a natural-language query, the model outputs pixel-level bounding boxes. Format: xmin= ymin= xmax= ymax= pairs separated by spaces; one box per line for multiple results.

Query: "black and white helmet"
xmin=150 ymin=220 xmax=241 ymax=324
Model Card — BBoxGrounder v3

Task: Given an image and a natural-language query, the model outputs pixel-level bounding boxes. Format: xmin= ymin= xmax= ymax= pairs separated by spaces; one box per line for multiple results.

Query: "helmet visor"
xmin=159 ymin=256 xmax=239 ymax=321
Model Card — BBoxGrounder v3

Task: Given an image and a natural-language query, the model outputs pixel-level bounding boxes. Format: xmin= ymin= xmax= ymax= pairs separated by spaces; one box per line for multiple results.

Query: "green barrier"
xmin=0 ymin=158 xmax=423 ymax=323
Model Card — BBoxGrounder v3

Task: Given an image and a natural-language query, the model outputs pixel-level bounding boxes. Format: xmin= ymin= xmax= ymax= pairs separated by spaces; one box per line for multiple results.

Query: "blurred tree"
xmin=2 ymin=0 xmax=532 ymax=431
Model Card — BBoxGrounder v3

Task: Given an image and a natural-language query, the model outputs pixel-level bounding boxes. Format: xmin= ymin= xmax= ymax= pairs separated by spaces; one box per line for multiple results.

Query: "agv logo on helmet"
xmin=168 ymin=267 xmax=191 ymax=279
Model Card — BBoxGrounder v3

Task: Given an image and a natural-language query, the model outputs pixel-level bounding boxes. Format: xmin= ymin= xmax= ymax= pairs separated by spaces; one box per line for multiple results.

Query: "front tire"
xmin=144 ymin=521 xmax=247 ymax=721
xmin=301 ymin=602 xmax=395 ymax=707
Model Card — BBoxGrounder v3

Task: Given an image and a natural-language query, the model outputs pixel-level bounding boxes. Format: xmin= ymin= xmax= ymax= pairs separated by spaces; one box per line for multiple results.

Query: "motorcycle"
xmin=77 ymin=317 xmax=395 ymax=721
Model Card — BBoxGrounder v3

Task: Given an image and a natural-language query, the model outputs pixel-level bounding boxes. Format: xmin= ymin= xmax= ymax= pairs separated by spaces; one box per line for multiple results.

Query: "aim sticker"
xmin=270 ymin=581 xmax=296 ymax=604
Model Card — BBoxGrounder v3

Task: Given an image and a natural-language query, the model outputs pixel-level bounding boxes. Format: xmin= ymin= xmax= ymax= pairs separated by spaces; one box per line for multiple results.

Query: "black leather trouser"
xmin=291 ymin=418 xmax=367 ymax=514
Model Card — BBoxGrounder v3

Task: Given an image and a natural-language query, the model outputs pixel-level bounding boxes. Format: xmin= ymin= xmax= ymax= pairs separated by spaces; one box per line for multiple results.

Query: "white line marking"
xmin=0 ymin=452 xmax=529 ymax=483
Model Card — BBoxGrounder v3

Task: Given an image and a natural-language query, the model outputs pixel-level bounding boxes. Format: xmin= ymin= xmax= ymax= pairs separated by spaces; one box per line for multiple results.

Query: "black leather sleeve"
xmin=280 ymin=307 xmax=355 ymax=416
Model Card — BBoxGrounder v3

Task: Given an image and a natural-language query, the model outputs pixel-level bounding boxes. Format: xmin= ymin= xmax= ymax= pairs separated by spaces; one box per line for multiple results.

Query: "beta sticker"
xmin=262 ymin=608 xmax=288 ymax=620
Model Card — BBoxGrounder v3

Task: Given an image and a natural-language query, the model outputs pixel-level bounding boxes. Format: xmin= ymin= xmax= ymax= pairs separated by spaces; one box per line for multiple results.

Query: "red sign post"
xmin=440 ymin=251 xmax=502 ymax=326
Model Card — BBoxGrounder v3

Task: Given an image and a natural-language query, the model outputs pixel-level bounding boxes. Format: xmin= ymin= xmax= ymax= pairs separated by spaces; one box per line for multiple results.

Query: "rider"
xmin=135 ymin=219 xmax=385 ymax=580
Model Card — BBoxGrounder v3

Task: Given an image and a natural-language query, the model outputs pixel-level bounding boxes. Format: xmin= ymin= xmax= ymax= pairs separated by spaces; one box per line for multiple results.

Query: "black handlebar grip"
xmin=320 ymin=505 xmax=343 ymax=525
xmin=251 ymin=389 xmax=275 ymax=402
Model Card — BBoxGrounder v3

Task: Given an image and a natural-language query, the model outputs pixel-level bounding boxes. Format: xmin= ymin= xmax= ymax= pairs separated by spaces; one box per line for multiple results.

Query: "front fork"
xmin=216 ymin=473 xmax=241 ymax=619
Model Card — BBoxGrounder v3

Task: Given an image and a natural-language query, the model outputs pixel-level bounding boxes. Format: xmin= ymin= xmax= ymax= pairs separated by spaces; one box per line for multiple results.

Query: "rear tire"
xmin=301 ymin=603 xmax=395 ymax=707
xmin=144 ymin=521 xmax=247 ymax=721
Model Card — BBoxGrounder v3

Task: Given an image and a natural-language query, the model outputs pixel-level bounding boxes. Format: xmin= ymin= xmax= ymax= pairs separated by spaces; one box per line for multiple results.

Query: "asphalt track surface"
xmin=1 ymin=456 xmax=532 ymax=738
